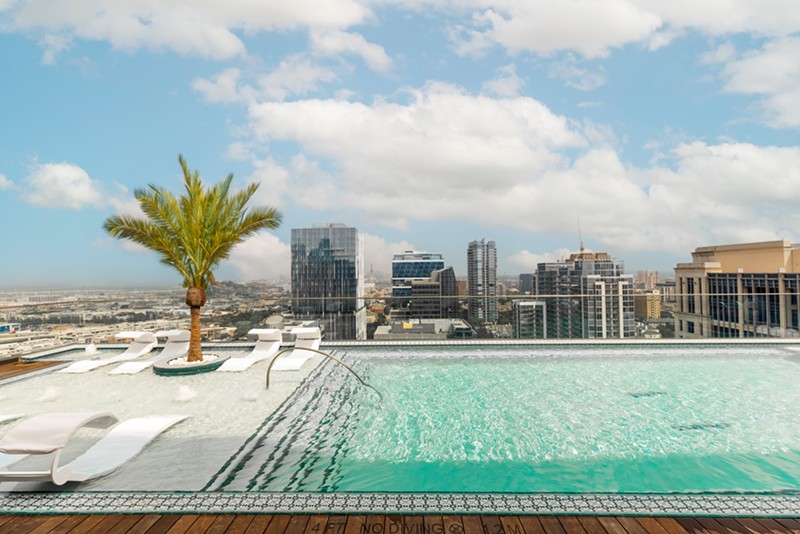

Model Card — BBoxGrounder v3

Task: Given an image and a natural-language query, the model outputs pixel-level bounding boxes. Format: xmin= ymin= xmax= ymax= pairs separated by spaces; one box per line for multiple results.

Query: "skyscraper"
xmin=467 ymin=239 xmax=497 ymax=323
xmin=291 ymin=224 xmax=366 ymax=340
xmin=534 ymin=250 xmax=634 ymax=338
xmin=391 ymin=251 xmax=445 ymax=299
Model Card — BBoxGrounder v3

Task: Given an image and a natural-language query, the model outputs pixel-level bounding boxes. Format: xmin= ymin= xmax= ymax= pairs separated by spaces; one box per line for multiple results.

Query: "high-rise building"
xmin=467 ymin=239 xmax=497 ymax=323
xmin=391 ymin=251 xmax=445 ymax=299
xmin=675 ymin=240 xmax=800 ymax=338
xmin=291 ymin=224 xmax=366 ymax=340
xmin=519 ymin=273 xmax=535 ymax=294
xmin=407 ymin=267 xmax=459 ymax=319
xmin=512 ymin=300 xmax=547 ymax=338
xmin=533 ymin=251 xmax=635 ymax=338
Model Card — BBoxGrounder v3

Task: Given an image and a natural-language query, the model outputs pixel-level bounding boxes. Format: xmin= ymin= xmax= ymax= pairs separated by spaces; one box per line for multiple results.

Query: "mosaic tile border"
xmin=0 ymin=492 xmax=798 ymax=517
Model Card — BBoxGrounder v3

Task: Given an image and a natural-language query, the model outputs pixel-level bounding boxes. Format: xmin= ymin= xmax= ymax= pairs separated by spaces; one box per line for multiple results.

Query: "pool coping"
xmin=0 ymin=491 xmax=798 ymax=517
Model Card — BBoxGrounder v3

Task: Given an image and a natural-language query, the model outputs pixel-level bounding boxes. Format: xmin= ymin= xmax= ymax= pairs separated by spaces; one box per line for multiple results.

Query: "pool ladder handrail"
xmin=265 ymin=347 xmax=383 ymax=402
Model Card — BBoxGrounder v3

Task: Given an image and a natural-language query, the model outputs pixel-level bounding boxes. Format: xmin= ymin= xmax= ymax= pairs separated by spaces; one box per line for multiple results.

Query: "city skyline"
xmin=2 ymin=2 xmax=800 ymax=287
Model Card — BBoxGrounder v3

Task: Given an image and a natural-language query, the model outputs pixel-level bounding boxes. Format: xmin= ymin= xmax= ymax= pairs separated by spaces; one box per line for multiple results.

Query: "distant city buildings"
xmin=533 ymin=250 xmax=635 ymax=339
xmin=290 ymin=224 xmax=366 ymax=340
xmin=467 ymin=239 xmax=497 ymax=323
xmin=518 ymin=273 xmax=534 ymax=294
xmin=634 ymin=290 xmax=662 ymax=320
xmin=391 ymin=251 xmax=445 ymax=298
xmin=512 ymin=300 xmax=547 ymax=339
xmin=675 ymin=240 xmax=800 ymax=339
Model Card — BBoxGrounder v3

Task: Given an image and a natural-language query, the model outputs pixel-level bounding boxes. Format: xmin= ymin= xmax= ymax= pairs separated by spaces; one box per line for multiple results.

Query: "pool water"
xmin=215 ymin=345 xmax=800 ymax=494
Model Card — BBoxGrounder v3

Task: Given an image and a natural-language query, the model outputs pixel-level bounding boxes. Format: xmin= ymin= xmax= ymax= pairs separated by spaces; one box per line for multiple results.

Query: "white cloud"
xmin=482 ymin=63 xmax=524 ymax=97
xmin=245 ymin=157 xmax=291 ymax=210
xmin=39 ymin=33 xmax=69 ymax=64
xmin=6 ymin=0 xmax=371 ymax=60
xmin=192 ymin=68 xmax=251 ymax=104
xmin=310 ymin=30 xmax=392 ymax=73
xmin=235 ymin=81 xmax=800 ymax=254
xmin=193 ymin=57 xmax=337 ymax=104
xmin=0 ymin=173 xmax=12 ymax=190
xmin=257 ymin=55 xmax=338 ymax=101
xmin=715 ymin=37 xmax=800 ymax=127
xmin=548 ymin=55 xmax=606 ymax=91
xmin=361 ymin=233 xmax=416 ymax=278
xmin=227 ymin=232 xmax=291 ymax=280
xmin=443 ymin=0 xmax=800 ymax=63
xmin=21 ymin=162 xmax=104 ymax=209
xmin=452 ymin=0 xmax=662 ymax=58
xmin=508 ymin=248 xmax=574 ymax=271
xmin=247 ymin=82 xmax=585 ymax=227
xmin=640 ymin=0 xmax=800 ymax=37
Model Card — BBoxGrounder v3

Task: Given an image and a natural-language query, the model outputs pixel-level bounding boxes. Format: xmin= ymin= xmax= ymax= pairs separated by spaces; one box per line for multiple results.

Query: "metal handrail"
xmin=265 ymin=346 xmax=383 ymax=402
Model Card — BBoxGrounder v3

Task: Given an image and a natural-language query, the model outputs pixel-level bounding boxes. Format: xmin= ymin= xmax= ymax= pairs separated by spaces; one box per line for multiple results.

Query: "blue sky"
xmin=2 ymin=1 xmax=800 ymax=288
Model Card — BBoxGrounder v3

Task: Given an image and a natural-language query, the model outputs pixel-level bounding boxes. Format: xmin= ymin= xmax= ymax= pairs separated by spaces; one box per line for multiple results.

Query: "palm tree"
xmin=103 ymin=155 xmax=282 ymax=362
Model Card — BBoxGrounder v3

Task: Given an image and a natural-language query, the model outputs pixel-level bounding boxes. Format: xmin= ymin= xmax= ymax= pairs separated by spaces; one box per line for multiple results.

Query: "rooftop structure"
xmin=675 ymin=239 xmax=800 ymax=338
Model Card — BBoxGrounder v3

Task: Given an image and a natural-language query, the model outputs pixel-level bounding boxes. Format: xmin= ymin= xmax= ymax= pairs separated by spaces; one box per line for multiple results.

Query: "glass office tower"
xmin=291 ymin=224 xmax=366 ymax=340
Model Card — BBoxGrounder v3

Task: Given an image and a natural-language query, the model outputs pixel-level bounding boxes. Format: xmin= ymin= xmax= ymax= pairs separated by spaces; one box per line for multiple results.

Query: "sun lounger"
xmin=0 ymin=412 xmax=188 ymax=485
xmin=109 ymin=329 xmax=190 ymax=375
xmin=271 ymin=327 xmax=321 ymax=371
xmin=59 ymin=332 xmax=157 ymax=374
xmin=217 ymin=328 xmax=282 ymax=372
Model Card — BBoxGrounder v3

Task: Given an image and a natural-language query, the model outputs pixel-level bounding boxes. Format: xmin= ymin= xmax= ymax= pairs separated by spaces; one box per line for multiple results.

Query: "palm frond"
xmin=104 ymin=155 xmax=282 ymax=290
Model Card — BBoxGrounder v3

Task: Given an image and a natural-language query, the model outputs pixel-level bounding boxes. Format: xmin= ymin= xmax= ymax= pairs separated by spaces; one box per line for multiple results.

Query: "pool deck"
xmin=0 ymin=513 xmax=799 ymax=534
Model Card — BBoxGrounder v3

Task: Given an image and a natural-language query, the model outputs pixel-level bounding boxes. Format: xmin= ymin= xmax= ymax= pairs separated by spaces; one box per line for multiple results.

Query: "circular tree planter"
xmin=153 ymin=354 xmax=230 ymax=376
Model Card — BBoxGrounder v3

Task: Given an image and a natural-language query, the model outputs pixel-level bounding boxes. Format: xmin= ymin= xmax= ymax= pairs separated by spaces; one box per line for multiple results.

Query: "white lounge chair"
xmin=217 ymin=328 xmax=282 ymax=372
xmin=271 ymin=327 xmax=321 ymax=371
xmin=109 ymin=329 xmax=190 ymax=375
xmin=0 ymin=412 xmax=188 ymax=485
xmin=59 ymin=332 xmax=157 ymax=374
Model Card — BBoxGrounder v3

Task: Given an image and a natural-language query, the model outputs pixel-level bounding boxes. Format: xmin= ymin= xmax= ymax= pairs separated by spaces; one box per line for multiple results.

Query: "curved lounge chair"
xmin=59 ymin=332 xmax=157 ymax=374
xmin=0 ymin=412 xmax=188 ymax=485
xmin=217 ymin=328 xmax=282 ymax=372
xmin=109 ymin=329 xmax=190 ymax=375
xmin=271 ymin=327 xmax=322 ymax=371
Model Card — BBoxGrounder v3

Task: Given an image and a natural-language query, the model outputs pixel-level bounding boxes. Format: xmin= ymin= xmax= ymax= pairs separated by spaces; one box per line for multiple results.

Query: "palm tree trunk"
xmin=186 ymin=288 xmax=207 ymax=362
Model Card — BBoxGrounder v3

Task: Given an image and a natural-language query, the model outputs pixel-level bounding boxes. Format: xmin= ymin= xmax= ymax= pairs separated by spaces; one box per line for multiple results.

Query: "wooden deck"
xmin=0 ymin=358 xmax=61 ymax=380
xmin=0 ymin=514 xmax=797 ymax=534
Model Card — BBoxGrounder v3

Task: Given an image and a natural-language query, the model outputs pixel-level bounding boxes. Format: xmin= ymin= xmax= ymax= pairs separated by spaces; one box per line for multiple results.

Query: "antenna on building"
xmin=577 ymin=214 xmax=585 ymax=253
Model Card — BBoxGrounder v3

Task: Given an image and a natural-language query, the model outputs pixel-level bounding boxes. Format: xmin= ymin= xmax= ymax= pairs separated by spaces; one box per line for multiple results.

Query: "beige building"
xmin=634 ymin=290 xmax=661 ymax=320
xmin=675 ymin=240 xmax=800 ymax=338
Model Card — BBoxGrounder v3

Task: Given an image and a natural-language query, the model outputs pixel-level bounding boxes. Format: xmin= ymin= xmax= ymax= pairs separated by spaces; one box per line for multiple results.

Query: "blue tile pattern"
xmin=0 ymin=492 xmax=797 ymax=516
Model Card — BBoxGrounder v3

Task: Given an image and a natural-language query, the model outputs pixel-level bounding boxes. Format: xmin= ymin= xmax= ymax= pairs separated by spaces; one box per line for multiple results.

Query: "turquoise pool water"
xmin=215 ymin=345 xmax=800 ymax=494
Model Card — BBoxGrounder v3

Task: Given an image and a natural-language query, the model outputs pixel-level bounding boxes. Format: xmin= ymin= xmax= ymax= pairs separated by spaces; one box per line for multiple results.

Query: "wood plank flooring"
xmin=0 ymin=514 xmax=797 ymax=534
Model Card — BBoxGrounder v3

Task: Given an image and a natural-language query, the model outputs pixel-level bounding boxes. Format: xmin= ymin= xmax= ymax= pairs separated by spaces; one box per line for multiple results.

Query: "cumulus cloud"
xmin=231 ymin=80 xmax=800 ymax=254
xmin=193 ymin=57 xmax=338 ymax=104
xmin=227 ymin=232 xmax=291 ymax=280
xmin=714 ymin=37 xmax=800 ymax=127
xmin=5 ymin=0 xmax=371 ymax=60
xmin=310 ymin=30 xmax=392 ymax=73
xmin=451 ymin=0 xmax=662 ymax=58
xmin=0 ymin=174 xmax=12 ymax=190
xmin=21 ymin=162 xmax=104 ymax=209
xmin=361 ymin=233 xmax=416 ymax=278
xmin=548 ymin=55 xmax=606 ymax=91
xmin=445 ymin=0 xmax=800 ymax=58
xmin=508 ymin=248 xmax=575 ymax=271
xmin=481 ymin=64 xmax=524 ymax=97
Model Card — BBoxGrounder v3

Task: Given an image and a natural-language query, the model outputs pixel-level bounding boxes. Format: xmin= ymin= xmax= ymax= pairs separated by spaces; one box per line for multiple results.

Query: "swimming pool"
xmin=211 ymin=344 xmax=800 ymax=494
